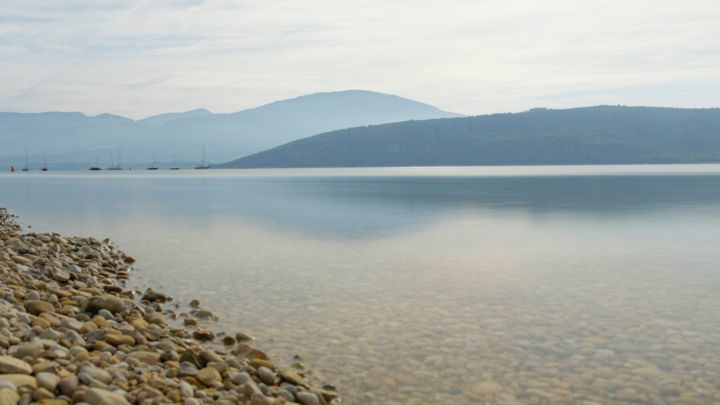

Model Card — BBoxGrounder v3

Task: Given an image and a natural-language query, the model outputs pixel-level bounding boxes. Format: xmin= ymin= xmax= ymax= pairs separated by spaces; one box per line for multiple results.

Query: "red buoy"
xmin=10 ymin=166 xmax=14 ymax=172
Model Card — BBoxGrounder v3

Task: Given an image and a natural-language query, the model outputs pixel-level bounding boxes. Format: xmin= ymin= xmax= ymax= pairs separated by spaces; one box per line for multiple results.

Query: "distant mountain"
xmin=0 ymin=90 xmax=460 ymax=169
xmin=137 ymin=108 xmax=212 ymax=127
xmin=218 ymin=106 xmax=720 ymax=168
xmin=151 ymin=90 xmax=461 ymax=159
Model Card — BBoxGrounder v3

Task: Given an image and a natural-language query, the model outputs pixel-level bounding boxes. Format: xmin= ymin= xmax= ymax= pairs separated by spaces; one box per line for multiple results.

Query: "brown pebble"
xmin=24 ymin=300 xmax=55 ymax=315
xmin=104 ymin=333 xmax=136 ymax=346
xmin=193 ymin=329 xmax=215 ymax=341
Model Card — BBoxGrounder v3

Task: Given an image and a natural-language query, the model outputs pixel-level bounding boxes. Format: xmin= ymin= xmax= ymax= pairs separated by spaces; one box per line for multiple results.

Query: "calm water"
xmin=2 ymin=165 xmax=720 ymax=404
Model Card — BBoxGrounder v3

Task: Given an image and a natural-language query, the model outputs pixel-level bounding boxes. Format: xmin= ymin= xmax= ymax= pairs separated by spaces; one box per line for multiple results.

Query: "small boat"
xmin=194 ymin=146 xmax=210 ymax=169
xmin=41 ymin=151 xmax=48 ymax=171
xmin=89 ymin=157 xmax=102 ymax=170
xmin=169 ymin=154 xmax=180 ymax=170
xmin=107 ymin=150 xmax=122 ymax=170
xmin=21 ymin=148 xmax=30 ymax=171
xmin=147 ymin=153 xmax=159 ymax=170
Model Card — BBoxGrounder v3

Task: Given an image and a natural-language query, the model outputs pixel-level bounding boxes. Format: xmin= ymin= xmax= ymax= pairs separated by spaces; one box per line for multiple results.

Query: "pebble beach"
xmin=0 ymin=208 xmax=339 ymax=405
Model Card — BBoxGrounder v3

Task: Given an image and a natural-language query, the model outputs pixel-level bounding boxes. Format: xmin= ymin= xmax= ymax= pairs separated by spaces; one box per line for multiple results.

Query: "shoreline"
xmin=0 ymin=208 xmax=339 ymax=405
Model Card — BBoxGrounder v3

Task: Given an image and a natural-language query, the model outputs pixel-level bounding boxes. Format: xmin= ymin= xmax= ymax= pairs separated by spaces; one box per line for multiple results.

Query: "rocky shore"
xmin=0 ymin=208 xmax=339 ymax=405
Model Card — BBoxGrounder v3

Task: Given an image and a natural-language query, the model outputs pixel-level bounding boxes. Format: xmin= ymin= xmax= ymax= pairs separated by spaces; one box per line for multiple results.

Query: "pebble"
xmin=196 ymin=367 xmax=221 ymax=386
xmin=279 ymin=369 xmax=304 ymax=385
xmin=191 ymin=309 xmax=214 ymax=319
xmin=277 ymin=389 xmax=295 ymax=401
xmin=235 ymin=332 xmax=254 ymax=341
xmin=249 ymin=393 xmax=273 ymax=405
xmin=58 ymin=376 xmax=78 ymax=396
xmin=178 ymin=381 xmax=194 ymax=398
xmin=11 ymin=343 xmax=43 ymax=359
xmin=78 ymin=366 xmax=112 ymax=385
xmin=0 ymin=375 xmax=36 ymax=389
xmin=199 ymin=349 xmax=223 ymax=364
xmin=103 ymin=333 xmax=135 ymax=346
xmin=143 ymin=312 xmax=165 ymax=325
xmin=82 ymin=295 xmax=125 ymax=315
xmin=296 ymin=391 xmax=320 ymax=405
xmin=24 ymin=300 xmax=55 ymax=315
xmin=231 ymin=371 xmax=252 ymax=385
xmin=125 ymin=351 xmax=160 ymax=365
xmin=0 ymin=357 xmax=32 ymax=375
xmin=84 ymin=388 xmax=131 ymax=405
xmin=192 ymin=329 xmax=215 ymax=341
xmin=32 ymin=387 xmax=55 ymax=401
xmin=257 ymin=366 xmax=276 ymax=385
xmin=0 ymin=389 xmax=20 ymax=405
xmin=177 ymin=362 xmax=199 ymax=378
xmin=35 ymin=373 xmax=60 ymax=392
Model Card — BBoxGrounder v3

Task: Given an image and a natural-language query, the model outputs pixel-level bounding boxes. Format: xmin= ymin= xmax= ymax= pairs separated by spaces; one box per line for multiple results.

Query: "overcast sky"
xmin=1 ymin=0 xmax=719 ymax=119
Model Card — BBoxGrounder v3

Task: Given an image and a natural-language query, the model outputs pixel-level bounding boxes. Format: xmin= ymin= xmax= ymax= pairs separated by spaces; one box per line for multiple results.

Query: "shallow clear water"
xmin=2 ymin=165 xmax=720 ymax=404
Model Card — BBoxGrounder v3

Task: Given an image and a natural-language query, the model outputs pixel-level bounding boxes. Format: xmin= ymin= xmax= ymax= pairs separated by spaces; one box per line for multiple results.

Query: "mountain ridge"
xmin=137 ymin=108 xmax=212 ymax=127
xmin=218 ymin=105 xmax=720 ymax=168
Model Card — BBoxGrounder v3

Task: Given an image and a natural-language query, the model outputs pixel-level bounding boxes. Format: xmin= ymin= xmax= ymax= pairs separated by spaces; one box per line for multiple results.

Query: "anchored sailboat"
xmin=21 ymin=148 xmax=30 ymax=171
xmin=194 ymin=146 xmax=210 ymax=169
xmin=169 ymin=154 xmax=180 ymax=170
xmin=41 ymin=151 xmax=48 ymax=171
xmin=147 ymin=153 xmax=159 ymax=170
xmin=89 ymin=157 xmax=102 ymax=171
xmin=107 ymin=150 xmax=122 ymax=170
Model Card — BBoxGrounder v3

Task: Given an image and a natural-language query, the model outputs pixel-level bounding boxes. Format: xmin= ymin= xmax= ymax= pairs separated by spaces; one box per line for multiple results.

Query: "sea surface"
xmin=2 ymin=165 xmax=720 ymax=404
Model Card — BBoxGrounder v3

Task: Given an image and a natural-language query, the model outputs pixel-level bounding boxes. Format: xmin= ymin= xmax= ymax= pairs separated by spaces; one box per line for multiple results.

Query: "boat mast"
xmin=22 ymin=148 xmax=30 ymax=171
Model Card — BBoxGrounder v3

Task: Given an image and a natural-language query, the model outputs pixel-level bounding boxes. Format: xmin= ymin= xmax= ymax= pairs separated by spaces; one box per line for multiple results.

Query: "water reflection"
xmin=3 ymin=172 xmax=720 ymax=240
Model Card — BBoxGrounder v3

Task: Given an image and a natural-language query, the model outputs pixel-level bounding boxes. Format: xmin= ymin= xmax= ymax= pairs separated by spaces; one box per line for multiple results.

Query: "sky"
xmin=1 ymin=0 xmax=719 ymax=119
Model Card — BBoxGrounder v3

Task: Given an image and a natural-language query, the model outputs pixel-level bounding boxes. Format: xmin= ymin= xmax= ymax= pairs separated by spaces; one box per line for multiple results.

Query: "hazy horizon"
xmin=3 ymin=90 xmax=720 ymax=122
xmin=1 ymin=89 xmax=455 ymax=120
xmin=2 ymin=1 xmax=719 ymax=119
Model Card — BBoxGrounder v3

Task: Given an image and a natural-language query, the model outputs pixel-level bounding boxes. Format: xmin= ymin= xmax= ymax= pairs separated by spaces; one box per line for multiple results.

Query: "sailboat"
xmin=41 ymin=151 xmax=48 ymax=171
xmin=169 ymin=154 xmax=180 ymax=170
xmin=194 ymin=146 xmax=210 ymax=169
xmin=107 ymin=150 xmax=122 ymax=170
xmin=21 ymin=148 xmax=30 ymax=171
xmin=147 ymin=153 xmax=159 ymax=170
xmin=89 ymin=157 xmax=102 ymax=171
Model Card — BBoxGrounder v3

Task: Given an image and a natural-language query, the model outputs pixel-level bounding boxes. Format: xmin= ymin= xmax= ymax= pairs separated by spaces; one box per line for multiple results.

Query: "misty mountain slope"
xmin=218 ymin=106 xmax=720 ymax=168
xmin=137 ymin=108 xmax=212 ymax=127
xmin=0 ymin=111 xmax=147 ymax=153
xmin=0 ymin=90 xmax=460 ymax=169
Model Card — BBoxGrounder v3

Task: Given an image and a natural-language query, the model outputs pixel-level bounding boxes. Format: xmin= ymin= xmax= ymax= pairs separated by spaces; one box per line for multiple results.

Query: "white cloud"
xmin=1 ymin=0 xmax=719 ymax=118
